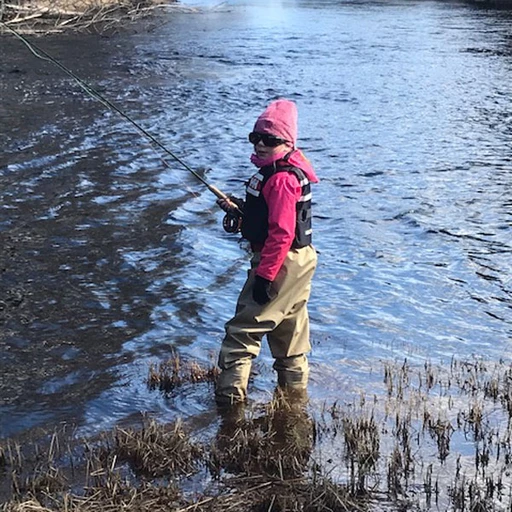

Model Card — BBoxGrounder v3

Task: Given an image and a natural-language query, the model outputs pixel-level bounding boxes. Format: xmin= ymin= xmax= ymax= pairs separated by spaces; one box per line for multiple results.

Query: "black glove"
xmin=217 ymin=196 xmax=244 ymax=214
xmin=252 ymin=275 xmax=276 ymax=305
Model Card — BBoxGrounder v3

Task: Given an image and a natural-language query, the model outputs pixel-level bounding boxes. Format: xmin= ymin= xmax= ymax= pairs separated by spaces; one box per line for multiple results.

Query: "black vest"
xmin=241 ymin=158 xmax=312 ymax=248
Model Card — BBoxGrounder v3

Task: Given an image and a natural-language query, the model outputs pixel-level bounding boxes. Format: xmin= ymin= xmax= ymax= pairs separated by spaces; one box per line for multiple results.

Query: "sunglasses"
xmin=248 ymin=132 xmax=288 ymax=147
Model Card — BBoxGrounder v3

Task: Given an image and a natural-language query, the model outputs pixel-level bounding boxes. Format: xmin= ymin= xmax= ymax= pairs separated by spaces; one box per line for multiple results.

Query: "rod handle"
xmin=209 ymin=184 xmax=228 ymax=200
xmin=210 ymin=184 xmax=243 ymax=214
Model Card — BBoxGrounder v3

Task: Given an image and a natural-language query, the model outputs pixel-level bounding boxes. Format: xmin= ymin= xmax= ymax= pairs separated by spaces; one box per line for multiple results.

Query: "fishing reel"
xmin=223 ymin=211 xmax=242 ymax=234
xmin=219 ymin=195 xmax=244 ymax=234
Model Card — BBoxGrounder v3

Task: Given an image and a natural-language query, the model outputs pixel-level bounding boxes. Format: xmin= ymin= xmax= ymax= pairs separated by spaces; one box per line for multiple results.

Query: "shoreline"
xmin=0 ymin=1 xmax=190 ymax=34
xmin=2 ymin=356 xmax=512 ymax=511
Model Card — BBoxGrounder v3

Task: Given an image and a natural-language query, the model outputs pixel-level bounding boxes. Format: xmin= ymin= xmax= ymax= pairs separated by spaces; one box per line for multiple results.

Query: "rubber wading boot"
xmin=274 ymin=355 xmax=309 ymax=390
xmin=215 ymin=360 xmax=252 ymax=405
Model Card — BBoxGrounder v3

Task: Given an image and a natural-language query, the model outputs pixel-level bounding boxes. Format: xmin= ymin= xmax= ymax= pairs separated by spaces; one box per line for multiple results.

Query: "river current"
xmin=1 ymin=0 xmax=511 ymax=440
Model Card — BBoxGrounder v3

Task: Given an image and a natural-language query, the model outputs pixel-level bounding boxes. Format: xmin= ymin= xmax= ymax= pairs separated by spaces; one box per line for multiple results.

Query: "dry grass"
xmin=1 ymin=483 xmax=183 ymax=512
xmin=3 ymin=356 xmax=512 ymax=511
xmin=147 ymin=352 xmax=220 ymax=394
xmin=113 ymin=418 xmax=203 ymax=478
xmin=209 ymin=390 xmax=314 ymax=480
xmin=0 ymin=0 xmax=184 ymax=34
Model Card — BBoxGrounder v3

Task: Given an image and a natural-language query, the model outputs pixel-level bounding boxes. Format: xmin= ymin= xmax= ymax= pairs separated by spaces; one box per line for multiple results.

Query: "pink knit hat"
xmin=253 ymin=99 xmax=298 ymax=146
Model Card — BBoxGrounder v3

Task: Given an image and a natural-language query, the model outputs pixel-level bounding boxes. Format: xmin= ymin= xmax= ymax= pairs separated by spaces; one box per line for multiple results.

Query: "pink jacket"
xmin=256 ymin=149 xmax=318 ymax=281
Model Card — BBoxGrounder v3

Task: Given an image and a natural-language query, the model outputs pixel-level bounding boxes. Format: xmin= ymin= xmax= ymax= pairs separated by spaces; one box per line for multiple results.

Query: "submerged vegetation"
xmin=2 ymin=356 xmax=512 ymax=511
xmin=148 ymin=352 xmax=220 ymax=394
xmin=0 ymin=0 xmax=185 ymax=34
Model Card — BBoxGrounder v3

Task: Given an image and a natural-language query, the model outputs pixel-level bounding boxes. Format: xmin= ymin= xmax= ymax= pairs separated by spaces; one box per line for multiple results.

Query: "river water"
xmin=1 ymin=0 xmax=511 ymax=443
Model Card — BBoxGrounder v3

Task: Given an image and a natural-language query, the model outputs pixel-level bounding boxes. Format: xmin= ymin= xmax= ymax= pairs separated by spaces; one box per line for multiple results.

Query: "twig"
xmin=5 ymin=12 xmax=43 ymax=24
xmin=175 ymin=495 xmax=217 ymax=512
xmin=176 ymin=481 xmax=274 ymax=512
xmin=58 ymin=15 xmax=81 ymax=27
xmin=5 ymin=3 xmax=39 ymax=12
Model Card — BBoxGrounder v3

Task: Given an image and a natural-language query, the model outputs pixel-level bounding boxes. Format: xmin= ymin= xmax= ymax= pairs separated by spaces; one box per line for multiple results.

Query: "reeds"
xmin=147 ymin=352 xmax=219 ymax=393
xmin=209 ymin=390 xmax=314 ymax=480
xmin=113 ymin=418 xmax=203 ymax=477
xmin=3 ymin=356 xmax=512 ymax=511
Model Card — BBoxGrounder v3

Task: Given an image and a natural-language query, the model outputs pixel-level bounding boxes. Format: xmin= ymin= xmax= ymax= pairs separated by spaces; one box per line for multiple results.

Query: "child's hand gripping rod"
xmin=209 ymin=185 xmax=244 ymax=234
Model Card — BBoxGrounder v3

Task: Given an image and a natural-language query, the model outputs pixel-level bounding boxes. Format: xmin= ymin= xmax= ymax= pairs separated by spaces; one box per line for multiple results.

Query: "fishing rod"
xmin=1 ymin=22 xmax=242 ymax=230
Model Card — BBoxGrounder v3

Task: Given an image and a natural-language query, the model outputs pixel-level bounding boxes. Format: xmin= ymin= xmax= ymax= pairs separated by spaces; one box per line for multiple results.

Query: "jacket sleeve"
xmin=256 ymin=172 xmax=301 ymax=281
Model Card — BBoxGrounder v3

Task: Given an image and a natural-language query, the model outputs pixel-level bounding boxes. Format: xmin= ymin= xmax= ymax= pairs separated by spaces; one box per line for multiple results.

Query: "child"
xmin=216 ymin=99 xmax=319 ymax=404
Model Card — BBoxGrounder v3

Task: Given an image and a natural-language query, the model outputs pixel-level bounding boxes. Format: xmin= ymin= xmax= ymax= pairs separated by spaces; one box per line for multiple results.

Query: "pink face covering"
xmin=250 ymin=149 xmax=290 ymax=168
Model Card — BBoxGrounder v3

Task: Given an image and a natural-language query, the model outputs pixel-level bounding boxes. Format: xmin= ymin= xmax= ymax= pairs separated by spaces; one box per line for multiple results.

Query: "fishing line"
xmin=1 ymin=21 xmax=237 ymax=208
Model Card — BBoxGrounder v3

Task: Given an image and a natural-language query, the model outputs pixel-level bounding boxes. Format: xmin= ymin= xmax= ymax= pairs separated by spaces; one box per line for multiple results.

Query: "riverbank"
xmin=0 ymin=0 xmax=186 ymax=34
xmin=2 ymin=356 xmax=512 ymax=511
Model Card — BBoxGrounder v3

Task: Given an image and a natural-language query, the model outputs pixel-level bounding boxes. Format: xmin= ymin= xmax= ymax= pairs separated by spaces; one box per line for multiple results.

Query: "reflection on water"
xmin=0 ymin=0 xmax=511 ymax=440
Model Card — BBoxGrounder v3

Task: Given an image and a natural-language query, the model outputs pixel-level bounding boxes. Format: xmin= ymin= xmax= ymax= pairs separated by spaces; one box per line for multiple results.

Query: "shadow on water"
xmin=0 ymin=34 xmax=206 ymax=437
xmin=0 ymin=154 xmax=193 ymax=435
